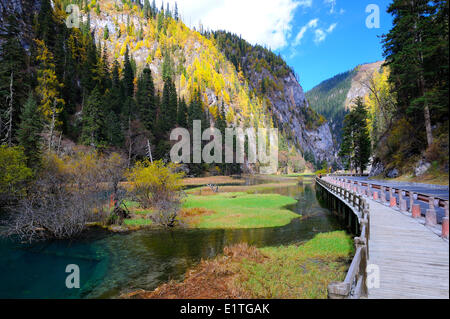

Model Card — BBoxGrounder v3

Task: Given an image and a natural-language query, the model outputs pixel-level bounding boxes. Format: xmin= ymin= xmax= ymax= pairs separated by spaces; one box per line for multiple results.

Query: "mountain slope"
xmin=211 ymin=31 xmax=336 ymax=164
xmin=84 ymin=1 xmax=337 ymax=165
xmin=306 ymin=61 xmax=383 ymax=145
xmin=1 ymin=0 xmax=338 ymax=170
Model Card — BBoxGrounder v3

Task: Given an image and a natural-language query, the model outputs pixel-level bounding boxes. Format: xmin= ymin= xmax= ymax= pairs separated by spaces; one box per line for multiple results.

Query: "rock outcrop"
xmin=0 ymin=0 xmax=40 ymax=50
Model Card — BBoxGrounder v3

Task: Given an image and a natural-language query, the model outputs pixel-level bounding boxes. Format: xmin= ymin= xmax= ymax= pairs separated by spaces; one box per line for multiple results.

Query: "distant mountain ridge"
xmin=306 ymin=61 xmax=384 ymax=145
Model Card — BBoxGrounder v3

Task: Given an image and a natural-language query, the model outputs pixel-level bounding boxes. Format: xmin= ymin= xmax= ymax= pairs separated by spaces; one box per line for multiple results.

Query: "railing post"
xmin=328 ymin=282 xmax=351 ymax=299
xmin=409 ymin=191 xmax=415 ymax=213
xmin=390 ymin=188 xmax=397 ymax=207
xmin=381 ymin=186 xmax=387 ymax=203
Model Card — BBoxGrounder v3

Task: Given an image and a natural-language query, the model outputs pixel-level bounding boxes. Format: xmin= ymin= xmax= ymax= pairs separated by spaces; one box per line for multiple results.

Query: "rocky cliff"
xmin=306 ymin=61 xmax=384 ymax=146
xmin=213 ymin=31 xmax=338 ymax=164
xmin=0 ymin=0 xmax=40 ymax=49
xmin=2 ymin=0 xmax=338 ymax=166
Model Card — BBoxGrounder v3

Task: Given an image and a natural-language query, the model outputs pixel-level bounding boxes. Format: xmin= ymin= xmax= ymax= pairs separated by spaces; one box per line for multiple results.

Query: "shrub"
xmin=126 ymin=160 xmax=185 ymax=227
xmin=0 ymin=145 xmax=33 ymax=205
xmin=2 ymin=151 xmax=126 ymax=242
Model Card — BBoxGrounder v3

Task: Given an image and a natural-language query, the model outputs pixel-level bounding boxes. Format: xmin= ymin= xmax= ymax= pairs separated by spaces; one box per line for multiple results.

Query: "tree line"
xmin=0 ymin=0 xmax=240 ymax=177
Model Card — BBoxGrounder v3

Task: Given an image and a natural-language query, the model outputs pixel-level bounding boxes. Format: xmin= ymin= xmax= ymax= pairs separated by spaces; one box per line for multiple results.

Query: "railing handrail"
xmin=316 ymin=176 xmax=370 ymax=299
xmin=327 ymin=174 xmax=449 ymax=209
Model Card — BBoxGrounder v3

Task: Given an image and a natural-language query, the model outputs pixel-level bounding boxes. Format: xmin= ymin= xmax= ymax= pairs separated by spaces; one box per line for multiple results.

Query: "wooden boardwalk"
xmin=367 ymin=198 xmax=449 ymax=299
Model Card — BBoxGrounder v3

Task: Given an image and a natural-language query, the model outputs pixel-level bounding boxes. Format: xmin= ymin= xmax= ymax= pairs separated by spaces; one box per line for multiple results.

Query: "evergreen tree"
xmin=188 ymin=90 xmax=207 ymax=129
xmin=174 ymin=2 xmax=179 ymax=21
xmin=136 ymin=65 xmax=156 ymax=131
xmin=166 ymin=3 xmax=171 ymax=18
xmin=103 ymin=26 xmax=109 ymax=40
xmin=17 ymin=94 xmax=43 ymax=169
xmin=123 ymin=46 xmax=135 ymax=98
xmin=81 ymin=86 xmax=104 ymax=146
xmin=168 ymin=79 xmax=178 ymax=129
xmin=160 ymin=78 xmax=171 ymax=131
xmin=106 ymin=60 xmax=124 ymax=116
xmin=157 ymin=11 xmax=164 ymax=33
xmin=0 ymin=14 xmax=29 ymax=145
xmin=36 ymin=0 xmax=57 ymax=47
xmin=339 ymin=97 xmax=371 ymax=173
xmin=162 ymin=50 xmax=174 ymax=81
xmin=382 ymin=0 xmax=449 ymax=147
xmin=81 ymin=34 xmax=98 ymax=96
xmin=152 ymin=0 xmax=157 ymax=17
xmin=143 ymin=0 xmax=151 ymax=19
xmin=104 ymin=111 xmax=123 ymax=146
xmin=34 ymin=39 xmax=65 ymax=150
xmin=177 ymin=97 xmax=188 ymax=128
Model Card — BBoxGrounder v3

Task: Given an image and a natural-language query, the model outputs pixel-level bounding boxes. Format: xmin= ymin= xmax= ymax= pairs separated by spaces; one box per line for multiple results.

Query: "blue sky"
xmin=278 ymin=0 xmax=394 ymax=91
xmin=160 ymin=0 xmax=394 ymax=91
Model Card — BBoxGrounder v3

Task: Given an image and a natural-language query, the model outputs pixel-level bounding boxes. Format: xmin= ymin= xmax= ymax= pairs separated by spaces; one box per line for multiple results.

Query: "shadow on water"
xmin=0 ymin=179 xmax=342 ymax=299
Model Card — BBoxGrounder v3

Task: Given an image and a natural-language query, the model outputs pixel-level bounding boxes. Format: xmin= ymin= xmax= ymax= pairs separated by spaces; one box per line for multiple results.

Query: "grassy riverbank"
xmin=112 ymin=176 xmax=302 ymax=231
xmin=182 ymin=192 xmax=299 ymax=229
xmin=118 ymin=191 xmax=299 ymax=230
xmin=122 ymin=231 xmax=354 ymax=299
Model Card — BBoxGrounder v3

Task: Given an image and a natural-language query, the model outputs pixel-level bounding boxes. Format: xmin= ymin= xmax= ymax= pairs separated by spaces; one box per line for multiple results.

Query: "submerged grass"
xmin=182 ymin=192 xmax=299 ymax=229
xmin=122 ymin=231 xmax=354 ymax=299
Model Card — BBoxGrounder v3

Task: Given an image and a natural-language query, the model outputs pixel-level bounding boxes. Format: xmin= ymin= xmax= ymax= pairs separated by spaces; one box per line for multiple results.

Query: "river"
xmin=0 ymin=178 xmax=343 ymax=299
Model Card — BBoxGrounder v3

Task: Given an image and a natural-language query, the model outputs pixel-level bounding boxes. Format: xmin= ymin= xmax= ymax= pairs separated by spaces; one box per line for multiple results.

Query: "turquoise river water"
xmin=0 ymin=179 xmax=342 ymax=298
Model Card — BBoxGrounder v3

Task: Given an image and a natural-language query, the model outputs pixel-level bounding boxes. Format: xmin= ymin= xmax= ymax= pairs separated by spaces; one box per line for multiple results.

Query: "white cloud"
xmin=294 ymin=18 xmax=318 ymax=45
xmin=326 ymin=23 xmax=337 ymax=33
xmin=314 ymin=22 xmax=337 ymax=44
xmin=156 ymin=0 xmax=312 ymax=50
xmin=324 ymin=0 xmax=336 ymax=13
xmin=314 ymin=29 xmax=326 ymax=43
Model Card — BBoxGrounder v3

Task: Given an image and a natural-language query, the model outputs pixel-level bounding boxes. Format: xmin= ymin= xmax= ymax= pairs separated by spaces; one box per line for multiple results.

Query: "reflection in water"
xmin=0 ymin=181 xmax=341 ymax=299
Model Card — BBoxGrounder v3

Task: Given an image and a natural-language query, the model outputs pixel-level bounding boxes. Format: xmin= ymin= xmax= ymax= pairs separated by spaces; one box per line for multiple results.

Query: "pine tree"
xmin=162 ymin=50 xmax=174 ymax=81
xmin=157 ymin=11 xmax=164 ymax=33
xmin=36 ymin=0 xmax=57 ymax=47
xmin=174 ymin=2 xmax=179 ymax=21
xmin=34 ymin=39 xmax=65 ymax=150
xmin=339 ymin=97 xmax=371 ymax=173
xmin=177 ymin=97 xmax=188 ymax=128
xmin=144 ymin=0 xmax=151 ymax=19
xmin=160 ymin=78 xmax=171 ymax=132
xmin=136 ymin=65 xmax=156 ymax=131
xmin=81 ymin=34 xmax=99 ymax=97
xmin=382 ymin=0 xmax=449 ymax=147
xmin=0 ymin=14 xmax=29 ymax=145
xmin=81 ymin=86 xmax=104 ymax=146
xmin=188 ymin=90 xmax=207 ymax=130
xmin=123 ymin=46 xmax=135 ymax=98
xmin=104 ymin=110 xmax=123 ymax=146
xmin=17 ymin=94 xmax=43 ymax=169
xmin=168 ymin=79 xmax=178 ymax=129
xmin=103 ymin=26 xmax=109 ymax=40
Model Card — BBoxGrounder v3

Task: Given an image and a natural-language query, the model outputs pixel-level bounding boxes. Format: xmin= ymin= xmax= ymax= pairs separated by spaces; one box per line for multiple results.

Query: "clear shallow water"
xmin=0 ymin=180 xmax=341 ymax=299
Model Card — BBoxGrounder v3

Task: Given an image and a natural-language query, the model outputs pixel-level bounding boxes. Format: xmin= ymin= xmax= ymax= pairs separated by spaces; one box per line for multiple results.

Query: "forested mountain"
xmin=0 ymin=0 xmax=338 ymax=175
xmin=308 ymin=0 xmax=448 ymax=179
xmin=306 ymin=61 xmax=383 ymax=145
xmin=211 ymin=31 xmax=336 ymax=166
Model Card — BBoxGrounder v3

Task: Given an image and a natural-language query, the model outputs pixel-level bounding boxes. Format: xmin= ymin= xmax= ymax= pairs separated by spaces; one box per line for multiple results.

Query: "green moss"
xmin=182 ymin=192 xmax=299 ymax=229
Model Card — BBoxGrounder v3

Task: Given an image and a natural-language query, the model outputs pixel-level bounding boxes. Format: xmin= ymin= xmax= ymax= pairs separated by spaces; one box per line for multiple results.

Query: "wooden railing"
xmin=330 ymin=175 xmax=448 ymax=209
xmin=315 ymin=176 xmax=370 ymax=299
xmin=331 ymin=173 xmax=370 ymax=177
xmin=328 ymin=175 xmax=449 ymax=241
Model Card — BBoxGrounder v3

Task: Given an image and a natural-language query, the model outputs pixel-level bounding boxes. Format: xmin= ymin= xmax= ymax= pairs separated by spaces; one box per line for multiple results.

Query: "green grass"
xmin=123 ymin=200 xmax=140 ymax=208
xmin=182 ymin=192 xmax=299 ymax=229
xmin=234 ymin=231 xmax=354 ymax=298
xmin=123 ymin=218 xmax=153 ymax=226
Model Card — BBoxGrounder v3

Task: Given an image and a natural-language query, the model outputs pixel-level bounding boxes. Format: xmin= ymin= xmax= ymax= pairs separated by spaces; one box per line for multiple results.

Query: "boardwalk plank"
xmin=366 ymin=198 xmax=449 ymax=299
